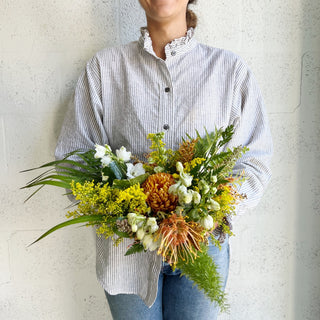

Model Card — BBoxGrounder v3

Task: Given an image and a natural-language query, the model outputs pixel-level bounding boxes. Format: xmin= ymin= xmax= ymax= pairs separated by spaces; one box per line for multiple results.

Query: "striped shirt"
xmin=55 ymin=27 xmax=273 ymax=307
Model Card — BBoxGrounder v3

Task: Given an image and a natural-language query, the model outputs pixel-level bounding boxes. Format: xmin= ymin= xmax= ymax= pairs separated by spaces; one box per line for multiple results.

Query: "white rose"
xmin=116 ymin=146 xmax=131 ymax=162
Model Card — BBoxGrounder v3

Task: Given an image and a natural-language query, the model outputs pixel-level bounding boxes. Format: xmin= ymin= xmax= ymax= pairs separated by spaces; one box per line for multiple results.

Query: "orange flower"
xmin=142 ymin=173 xmax=178 ymax=213
xmin=155 ymin=213 xmax=205 ymax=267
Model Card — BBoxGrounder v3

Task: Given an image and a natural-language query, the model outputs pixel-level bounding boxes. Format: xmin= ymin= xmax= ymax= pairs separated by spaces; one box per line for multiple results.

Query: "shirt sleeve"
xmin=227 ymin=59 xmax=273 ymax=214
xmin=55 ymin=55 xmax=108 ymax=160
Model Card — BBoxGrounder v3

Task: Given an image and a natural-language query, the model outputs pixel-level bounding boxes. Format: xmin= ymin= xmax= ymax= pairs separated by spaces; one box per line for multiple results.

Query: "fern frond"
xmin=177 ymin=243 xmax=229 ymax=312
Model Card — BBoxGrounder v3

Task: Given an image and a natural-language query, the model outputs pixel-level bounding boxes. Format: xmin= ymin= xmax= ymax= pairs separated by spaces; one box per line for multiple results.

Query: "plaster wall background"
xmin=0 ymin=1 xmax=319 ymax=319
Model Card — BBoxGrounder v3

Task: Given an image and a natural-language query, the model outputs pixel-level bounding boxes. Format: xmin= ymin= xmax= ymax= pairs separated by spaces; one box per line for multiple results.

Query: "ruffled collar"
xmin=138 ymin=27 xmax=197 ymax=60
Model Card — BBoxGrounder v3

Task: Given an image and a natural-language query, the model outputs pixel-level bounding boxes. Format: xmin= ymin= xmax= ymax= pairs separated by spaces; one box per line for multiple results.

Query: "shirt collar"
xmin=138 ymin=27 xmax=197 ymax=60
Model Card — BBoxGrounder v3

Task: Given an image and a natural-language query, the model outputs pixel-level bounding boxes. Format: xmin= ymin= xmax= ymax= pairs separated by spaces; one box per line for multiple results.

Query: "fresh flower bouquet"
xmin=22 ymin=126 xmax=247 ymax=311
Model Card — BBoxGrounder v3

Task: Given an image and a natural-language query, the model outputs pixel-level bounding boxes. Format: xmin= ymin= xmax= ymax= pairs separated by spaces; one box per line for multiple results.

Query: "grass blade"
xmin=27 ymin=215 xmax=105 ymax=247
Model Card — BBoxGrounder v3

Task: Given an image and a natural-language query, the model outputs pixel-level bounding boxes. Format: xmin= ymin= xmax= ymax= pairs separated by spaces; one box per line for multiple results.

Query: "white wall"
xmin=1 ymin=1 xmax=319 ymax=319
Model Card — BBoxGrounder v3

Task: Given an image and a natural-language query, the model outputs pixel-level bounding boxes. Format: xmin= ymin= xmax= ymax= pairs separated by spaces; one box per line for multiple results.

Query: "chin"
xmin=149 ymin=0 xmax=180 ymax=16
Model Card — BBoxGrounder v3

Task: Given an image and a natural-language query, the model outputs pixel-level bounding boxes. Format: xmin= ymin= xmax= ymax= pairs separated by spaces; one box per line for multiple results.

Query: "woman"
xmin=55 ymin=1 xmax=273 ymax=319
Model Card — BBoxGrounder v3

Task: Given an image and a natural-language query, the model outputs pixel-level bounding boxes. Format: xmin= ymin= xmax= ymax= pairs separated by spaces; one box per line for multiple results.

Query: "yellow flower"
xmin=184 ymin=157 xmax=206 ymax=172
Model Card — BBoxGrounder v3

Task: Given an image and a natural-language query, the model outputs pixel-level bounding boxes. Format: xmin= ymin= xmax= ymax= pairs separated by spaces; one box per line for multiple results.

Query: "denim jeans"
xmin=105 ymin=236 xmax=230 ymax=320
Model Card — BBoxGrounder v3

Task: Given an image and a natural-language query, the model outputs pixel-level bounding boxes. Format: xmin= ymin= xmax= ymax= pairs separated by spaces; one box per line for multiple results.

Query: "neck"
xmin=146 ymin=18 xmax=188 ymax=60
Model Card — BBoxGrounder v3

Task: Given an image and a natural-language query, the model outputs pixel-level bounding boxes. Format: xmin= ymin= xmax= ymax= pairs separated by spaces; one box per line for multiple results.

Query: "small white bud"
xmin=200 ymin=215 xmax=214 ymax=230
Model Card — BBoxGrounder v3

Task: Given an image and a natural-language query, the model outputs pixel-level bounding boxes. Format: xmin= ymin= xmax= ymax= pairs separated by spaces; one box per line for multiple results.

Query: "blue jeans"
xmin=105 ymin=236 xmax=230 ymax=320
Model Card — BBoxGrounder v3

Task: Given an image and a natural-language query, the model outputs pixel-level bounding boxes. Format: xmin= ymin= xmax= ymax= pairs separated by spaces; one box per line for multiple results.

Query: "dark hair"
xmin=186 ymin=0 xmax=197 ymax=29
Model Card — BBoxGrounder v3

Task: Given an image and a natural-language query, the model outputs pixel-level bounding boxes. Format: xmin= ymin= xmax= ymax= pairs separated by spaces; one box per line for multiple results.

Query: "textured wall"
xmin=1 ymin=1 xmax=319 ymax=319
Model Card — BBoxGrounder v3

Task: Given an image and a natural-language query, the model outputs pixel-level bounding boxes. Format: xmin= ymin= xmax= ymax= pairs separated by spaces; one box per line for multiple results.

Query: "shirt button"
xmin=163 ymin=124 xmax=170 ymax=130
xmin=171 ymin=51 xmax=176 ymax=56
xmin=165 ymin=87 xmax=170 ymax=93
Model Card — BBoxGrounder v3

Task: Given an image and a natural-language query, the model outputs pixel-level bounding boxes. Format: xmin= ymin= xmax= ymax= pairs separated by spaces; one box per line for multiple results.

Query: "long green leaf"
xmin=21 ymin=180 xmax=71 ymax=190
xmin=27 ymin=215 xmax=105 ymax=247
xmin=23 ymin=185 xmax=45 ymax=203
xmin=25 ymin=174 xmax=74 ymax=186
xmin=21 ymin=159 xmax=96 ymax=173
xmin=25 ymin=168 xmax=55 ymax=185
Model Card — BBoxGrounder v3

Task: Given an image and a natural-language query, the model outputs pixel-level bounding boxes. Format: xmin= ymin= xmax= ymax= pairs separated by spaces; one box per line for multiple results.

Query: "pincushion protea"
xmin=155 ymin=213 xmax=205 ymax=267
xmin=142 ymin=173 xmax=178 ymax=213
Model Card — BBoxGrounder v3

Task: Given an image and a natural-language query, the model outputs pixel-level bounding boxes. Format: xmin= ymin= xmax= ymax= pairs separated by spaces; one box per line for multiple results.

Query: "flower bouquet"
xmin=22 ymin=125 xmax=247 ymax=311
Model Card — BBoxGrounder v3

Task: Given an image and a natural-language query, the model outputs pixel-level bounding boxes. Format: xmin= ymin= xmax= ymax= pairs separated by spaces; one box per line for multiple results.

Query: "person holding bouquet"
xmin=54 ymin=0 xmax=273 ymax=319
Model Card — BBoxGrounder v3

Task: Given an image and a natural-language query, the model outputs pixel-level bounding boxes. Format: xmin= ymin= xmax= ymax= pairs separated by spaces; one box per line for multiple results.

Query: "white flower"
xmin=146 ymin=217 xmax=159 ymax=234
xmin=176 ymin=161 xmax=184 ymax=173
xmin=127 ymin=212 xmax=146 ymax=232
xmin=210 ymin=175 xmax=218 ymax=184
xmin=177 ymin=185 xmax=188 ymax=197
xmin=102 ymin=173 xmax=109 ymax=182
xmin=136 ymin=228 xmax=145 ymax=240
xmin=127 ymin=212 xmax=136 ymax=224
xmin=181 ymin=190 xmax=193 ymax=204
xmin=207 ymin=199 xmax=220 ymax=211
xmin=168 ymin=182 xmax=181 ymax=195
xmin=200 ymin=215 xmax=214 ymax=230
xmin=198 ymin=180 xmax=210 ymax=194
xmin=210 ymin=187 xmax=217 ymax=194
xmin=180 ymin=172 xmax=193 ymax=187
xmin=176 ymin=185 xmax=193 ymax=204
xmin=116 ymin=146 xmax=131 ymax=162
xmin=174 ymin=206 xmax=184 ymax=214
xmin=101 ymin=155 xmax=112 ymax=167
xmin=142 ymin=234 xmax=159 ymax=251
xmin=126 ymin=163 xmax=145 ymax=179
xmin=192 ymin=191 xmax=201 ymax=204
xmin=94 ymin=144 xmax=107 ymax=159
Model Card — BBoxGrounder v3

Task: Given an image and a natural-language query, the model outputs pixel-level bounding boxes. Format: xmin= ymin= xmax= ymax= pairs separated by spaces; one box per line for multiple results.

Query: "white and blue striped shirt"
xmin=55 ymin=27 xmax=273 ymax=307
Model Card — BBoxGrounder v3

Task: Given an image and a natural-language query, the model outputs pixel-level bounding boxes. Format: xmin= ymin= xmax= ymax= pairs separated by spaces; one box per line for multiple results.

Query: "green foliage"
xmin=125 ymin=242 xmax=144 ymax=256
xmin=112 ymin=173 xmax=149 ymax=190
xmin=190 ymin=126 xmax=248 ymax=182
xmin=21 ymin=149 xmax=103 ymax=200
xmin=147 ymin=132 xmax=174 ymax=169
xmin=177 ymin=243 xmax=229 ymax=312
xmin=27 ymin=215 xmax=105 ymax=247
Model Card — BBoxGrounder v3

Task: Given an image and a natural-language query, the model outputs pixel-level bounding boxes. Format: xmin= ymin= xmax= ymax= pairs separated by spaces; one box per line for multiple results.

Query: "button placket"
xmin=157 ymin=61 xmax=174 ymax=136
